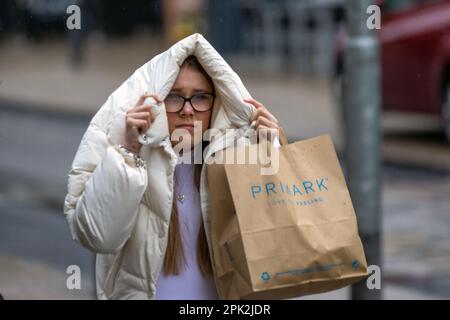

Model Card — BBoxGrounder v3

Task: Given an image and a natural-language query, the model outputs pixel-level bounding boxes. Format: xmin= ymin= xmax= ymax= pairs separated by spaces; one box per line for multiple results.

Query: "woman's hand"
xmin=244 ymin=98 xmax=288 ymax=144
xmin=124 ymin=93 xmax=162 ymax=154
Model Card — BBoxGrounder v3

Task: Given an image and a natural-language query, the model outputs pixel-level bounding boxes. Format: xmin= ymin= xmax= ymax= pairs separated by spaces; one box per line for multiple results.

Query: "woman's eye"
xmin=194 ymin=94 xmax=209 ymax=100
xmin=166 ymin=94 xmax=182 ymax=101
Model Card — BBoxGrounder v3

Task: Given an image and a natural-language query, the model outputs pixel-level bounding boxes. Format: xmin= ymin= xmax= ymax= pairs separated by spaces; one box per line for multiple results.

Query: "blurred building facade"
xmin=0 ymin=0 xmax=435 ymax=76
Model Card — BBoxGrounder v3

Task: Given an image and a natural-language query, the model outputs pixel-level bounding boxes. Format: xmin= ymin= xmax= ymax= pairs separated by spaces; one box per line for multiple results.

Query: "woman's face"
xmin=166 ymin=65 xmax=214 ymax=148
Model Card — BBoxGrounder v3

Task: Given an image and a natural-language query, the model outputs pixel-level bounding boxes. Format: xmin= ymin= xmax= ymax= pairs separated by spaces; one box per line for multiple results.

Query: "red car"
xmin=335 ymin=0 xmax=450 ymax=141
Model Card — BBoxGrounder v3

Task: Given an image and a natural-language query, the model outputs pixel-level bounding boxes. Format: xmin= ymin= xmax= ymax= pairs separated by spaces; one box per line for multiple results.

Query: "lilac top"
xmin=155 ymin=161 xmax=218 ymax=300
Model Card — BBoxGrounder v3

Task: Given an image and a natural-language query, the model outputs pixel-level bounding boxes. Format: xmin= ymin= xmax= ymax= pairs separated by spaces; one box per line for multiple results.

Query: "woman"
xmin=64 ymin=34 xmax=287 ymax=299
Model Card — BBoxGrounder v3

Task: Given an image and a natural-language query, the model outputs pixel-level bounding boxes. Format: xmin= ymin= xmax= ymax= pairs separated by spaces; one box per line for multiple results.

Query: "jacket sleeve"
xmin=63 ymin=105 xmax=148 ymax=254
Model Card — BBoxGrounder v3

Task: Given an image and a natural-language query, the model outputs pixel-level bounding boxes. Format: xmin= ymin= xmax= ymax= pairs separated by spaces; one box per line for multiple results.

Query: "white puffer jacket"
xmin=63 ymin=33 xmax=256 ymax=299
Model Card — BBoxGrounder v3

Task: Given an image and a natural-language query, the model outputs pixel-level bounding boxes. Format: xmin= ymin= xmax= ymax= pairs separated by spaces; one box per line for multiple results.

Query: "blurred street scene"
xmin=1 ymin=0 xmax=450 ymax=299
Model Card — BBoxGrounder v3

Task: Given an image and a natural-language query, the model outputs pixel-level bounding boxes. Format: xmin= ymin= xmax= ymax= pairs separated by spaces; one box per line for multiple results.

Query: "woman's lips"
xmin=176 ymin=124 xmax=195 ymax=129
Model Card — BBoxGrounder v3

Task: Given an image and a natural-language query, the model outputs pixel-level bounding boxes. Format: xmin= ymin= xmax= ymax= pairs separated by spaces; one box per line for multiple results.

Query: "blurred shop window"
xmin=163 ymin=0 xmax=206 ymax=46
xmin=19 ymin=0 xmax=73 ymax=16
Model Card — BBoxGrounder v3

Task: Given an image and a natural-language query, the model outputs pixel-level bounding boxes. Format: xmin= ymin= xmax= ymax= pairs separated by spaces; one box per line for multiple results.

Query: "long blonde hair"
xmin=163 ymin=56 xmax=214 ymax=277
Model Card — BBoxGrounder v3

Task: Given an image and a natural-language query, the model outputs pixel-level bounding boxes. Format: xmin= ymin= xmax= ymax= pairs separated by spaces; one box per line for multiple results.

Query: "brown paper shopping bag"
xmin=206 ymin=134 xmax=368 ymax=300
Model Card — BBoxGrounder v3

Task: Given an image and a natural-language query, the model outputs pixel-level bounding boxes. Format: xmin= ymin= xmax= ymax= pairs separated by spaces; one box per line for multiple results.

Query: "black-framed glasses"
xmin=165 ymin=93 xmax=215 ymax=113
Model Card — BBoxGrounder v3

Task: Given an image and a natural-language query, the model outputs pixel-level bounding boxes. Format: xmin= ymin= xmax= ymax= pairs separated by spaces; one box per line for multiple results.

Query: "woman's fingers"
xmin=251 ymin=108 xmax=279 ymax=124
xmin=128 ymin=105 xmax=155 ymax=120
xmin=245 ymin=98 xmax=279 ymax=124
xmin=255 ymin=117 xmax=280 ymax=142
xmin=244 ymin=98 xmax=280 ymax=142
xmin=256 ymin=124 xmax=279 ymax=134
xmin=135 ymin=93 xmax=162 ymax=107
xmin=126 ymin=118 xmax=149 ymax=134
xmin=255 ymin=115 xmax=279 ymax=129
xmin=255 ymin=124 xmax=279 ymax=141
xmin=123 ymin=94 xmax=160 ymax=154
xmin=244 ymin=98 xmax=265 ymax=110
xmin=127 ymin=111 xmax=154 ymax=123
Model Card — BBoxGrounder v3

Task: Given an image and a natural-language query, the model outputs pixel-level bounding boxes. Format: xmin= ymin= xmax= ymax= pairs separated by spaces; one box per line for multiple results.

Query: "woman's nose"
xmin=179 ymin=100 xmax=195 ymax=116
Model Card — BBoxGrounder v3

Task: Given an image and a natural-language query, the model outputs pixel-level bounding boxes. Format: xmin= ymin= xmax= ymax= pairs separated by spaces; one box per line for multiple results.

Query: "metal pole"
xmin=344 ymin=0 xmax=382 ymax=300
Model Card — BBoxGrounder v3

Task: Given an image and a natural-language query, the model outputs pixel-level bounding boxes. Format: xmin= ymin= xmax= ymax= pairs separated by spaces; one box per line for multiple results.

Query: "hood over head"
xmin=105 ymin=33 xmax=256 ymax=149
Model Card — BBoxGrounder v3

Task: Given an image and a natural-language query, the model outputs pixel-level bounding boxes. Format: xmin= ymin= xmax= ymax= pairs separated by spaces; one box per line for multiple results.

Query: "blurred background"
xmin=0 ymin=0 xmax=449 ymax=299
